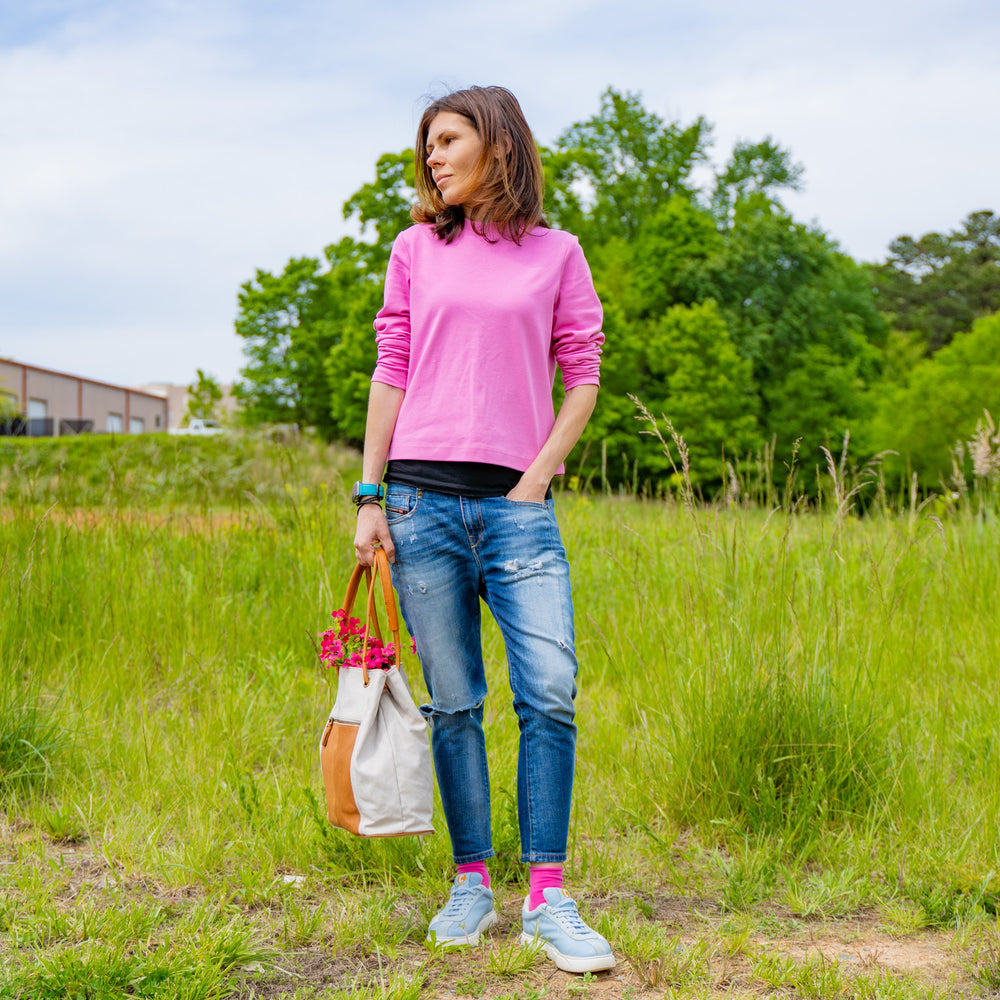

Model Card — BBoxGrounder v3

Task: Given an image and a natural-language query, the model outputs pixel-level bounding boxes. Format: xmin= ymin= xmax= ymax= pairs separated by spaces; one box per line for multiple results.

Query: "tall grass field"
xmin=2 ymin=432 xmax=999 ymax=999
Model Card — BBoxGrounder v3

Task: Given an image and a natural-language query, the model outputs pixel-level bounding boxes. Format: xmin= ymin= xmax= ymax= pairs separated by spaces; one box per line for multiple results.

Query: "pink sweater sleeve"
xmin=553 ymin=239 xmax=604 ymax=389
xmin=371 ymin=237 xmax=411 ymax=389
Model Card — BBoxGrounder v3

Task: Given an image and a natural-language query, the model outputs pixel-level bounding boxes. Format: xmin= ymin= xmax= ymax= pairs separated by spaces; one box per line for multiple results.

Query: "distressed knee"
xmin=419 ymin=696 xmax=486 ymax=723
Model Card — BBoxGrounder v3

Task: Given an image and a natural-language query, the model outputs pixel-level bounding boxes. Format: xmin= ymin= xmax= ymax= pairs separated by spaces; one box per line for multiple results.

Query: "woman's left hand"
xmin=506 ymin=386 xmax=597 ymax=504
xmin=506 ymin=478 xmax=548 ymax=504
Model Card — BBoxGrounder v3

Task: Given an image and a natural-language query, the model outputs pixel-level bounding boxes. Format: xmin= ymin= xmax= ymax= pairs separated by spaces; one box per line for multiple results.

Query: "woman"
xmin=353 ymin=85 xmax=614 ymax=975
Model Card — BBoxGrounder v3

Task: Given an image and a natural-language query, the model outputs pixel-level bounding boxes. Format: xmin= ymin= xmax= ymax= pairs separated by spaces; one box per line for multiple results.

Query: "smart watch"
xmin=351 ymin=481 xmax=385 ymax=506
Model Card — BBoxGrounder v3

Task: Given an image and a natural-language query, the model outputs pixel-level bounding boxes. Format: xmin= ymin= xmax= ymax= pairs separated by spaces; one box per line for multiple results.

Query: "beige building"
xmin=0 ymin=358 xmax=169 ymax=436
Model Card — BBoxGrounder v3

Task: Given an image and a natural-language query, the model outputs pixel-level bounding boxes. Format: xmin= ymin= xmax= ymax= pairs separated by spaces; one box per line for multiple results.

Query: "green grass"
xmin=0 ymin=673 xmax=60 ymax=797
xmin=2 ymin=432 xmax=999 ymax=997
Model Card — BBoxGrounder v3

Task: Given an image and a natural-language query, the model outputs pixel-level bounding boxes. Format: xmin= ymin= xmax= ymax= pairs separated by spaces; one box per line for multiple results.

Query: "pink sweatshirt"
xmin=372 ymin=222 xmax=604 ymax=472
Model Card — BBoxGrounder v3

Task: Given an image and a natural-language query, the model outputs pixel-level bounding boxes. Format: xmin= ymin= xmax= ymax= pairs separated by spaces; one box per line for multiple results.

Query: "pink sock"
xmin=457 ymin=861 xmax=490 ymax=889
xmin=529 ymin=865 xmax=564 ymax=910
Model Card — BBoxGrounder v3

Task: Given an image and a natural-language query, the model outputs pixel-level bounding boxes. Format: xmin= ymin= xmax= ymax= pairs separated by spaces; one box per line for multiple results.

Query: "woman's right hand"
xmin=353 ymin=503 xmax=395 ymax=566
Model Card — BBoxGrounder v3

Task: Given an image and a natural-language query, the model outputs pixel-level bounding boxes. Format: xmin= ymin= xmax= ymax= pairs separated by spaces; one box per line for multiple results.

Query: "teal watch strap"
xmin=352 ymin=481 xmax=385 ymax=506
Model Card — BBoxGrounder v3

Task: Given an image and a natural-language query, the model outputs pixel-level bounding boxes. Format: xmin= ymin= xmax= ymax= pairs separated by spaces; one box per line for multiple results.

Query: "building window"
xmin=129 ymin=416 xmax=145 ymax=434
xmin=107 ymin=413 xmax=123 ymax=433
xmin=27 ymin=398 xmax=47 ymax=418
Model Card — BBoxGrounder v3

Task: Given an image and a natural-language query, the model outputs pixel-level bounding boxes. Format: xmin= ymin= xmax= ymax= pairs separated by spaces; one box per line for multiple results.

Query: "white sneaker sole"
xmin=520 ymin=931 xmax=616 ymax=973
xmin=428 ymin=908 xmax=498 ymax=947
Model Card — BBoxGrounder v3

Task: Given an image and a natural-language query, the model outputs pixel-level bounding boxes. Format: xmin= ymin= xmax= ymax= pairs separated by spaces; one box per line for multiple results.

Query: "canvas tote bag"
xmin=319 ymin=548 xmax=435 ymax=837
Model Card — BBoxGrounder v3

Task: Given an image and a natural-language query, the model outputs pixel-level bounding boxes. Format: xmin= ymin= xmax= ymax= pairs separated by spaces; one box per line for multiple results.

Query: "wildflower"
xmin=319 ymin=608 xmax=405 ymax=671
xmin=968 ymin=410 xmax=1000 ymax=480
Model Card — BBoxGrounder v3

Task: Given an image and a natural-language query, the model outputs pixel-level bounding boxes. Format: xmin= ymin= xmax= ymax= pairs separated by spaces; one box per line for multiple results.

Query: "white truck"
xmin=169 ymin=418 xmax=226 ymax=436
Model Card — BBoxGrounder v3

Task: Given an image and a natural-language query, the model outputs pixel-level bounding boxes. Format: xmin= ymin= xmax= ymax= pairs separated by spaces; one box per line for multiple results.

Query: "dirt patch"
xmin=776 ymin=929 xmax=954 ymax=974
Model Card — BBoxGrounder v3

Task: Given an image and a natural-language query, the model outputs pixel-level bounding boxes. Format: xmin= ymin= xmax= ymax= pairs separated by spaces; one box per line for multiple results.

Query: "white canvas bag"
xmin=319 ymin=549 xmax=435 ymax=837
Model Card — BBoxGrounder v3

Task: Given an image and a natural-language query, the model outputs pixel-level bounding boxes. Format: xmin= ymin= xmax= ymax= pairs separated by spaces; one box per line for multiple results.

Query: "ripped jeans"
xmin=385 ymin=484 xmax=578 ymax=864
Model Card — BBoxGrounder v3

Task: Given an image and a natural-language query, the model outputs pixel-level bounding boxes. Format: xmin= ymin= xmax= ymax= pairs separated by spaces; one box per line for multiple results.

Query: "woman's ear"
xmin=496 ymin=131 xmax=513 ymax=160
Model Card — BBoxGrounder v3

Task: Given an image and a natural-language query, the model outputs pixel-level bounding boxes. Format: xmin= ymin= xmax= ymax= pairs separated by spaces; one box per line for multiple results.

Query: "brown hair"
xmin=412 ymin=86 xmax=547 ymax=244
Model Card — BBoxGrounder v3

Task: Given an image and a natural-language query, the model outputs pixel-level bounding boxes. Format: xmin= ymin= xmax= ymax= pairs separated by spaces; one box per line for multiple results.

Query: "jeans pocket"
xmin=384 ymin=485 xmax=420 ymax=524
xmin=499 ymin=496 xmax=552 ymax=511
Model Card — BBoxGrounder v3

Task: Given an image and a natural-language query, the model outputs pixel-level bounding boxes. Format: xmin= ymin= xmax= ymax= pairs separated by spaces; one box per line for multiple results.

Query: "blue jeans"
xmin=385 ymin=485 xmax=578 ymax=864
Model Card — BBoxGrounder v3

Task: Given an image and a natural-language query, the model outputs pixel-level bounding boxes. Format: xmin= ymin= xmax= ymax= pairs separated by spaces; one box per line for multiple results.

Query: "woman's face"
xmin=425 ymin=111 xmax=484 ymax=210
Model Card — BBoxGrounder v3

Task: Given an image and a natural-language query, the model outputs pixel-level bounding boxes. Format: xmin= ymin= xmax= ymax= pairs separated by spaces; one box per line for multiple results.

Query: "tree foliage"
xmin=341 ymin=150 xmax=417 ymax=271
xmin=546 ymin=88 xmax=712 ymax=244
xmin=0 ymin=381 xmax=19 ymax=421
xmin=870 ymin=311 xmax=1000 ymax=485
xmin=541 ymin=89 xmax=882 ymax=485
xmin=710 ymin=137 xmax=804 ymax=225
xmin=234 ymin=255 xmax=341 ymax=430
xmin=233 ymin=152 xmax=415 ymax=437
xmin=638 ymin=301 xmax=761 ymax=485
xmin=700 ymin=203 xmax=886 ymax=465
xmin=875 ymin=210 xmax=1000 ymax=353
xmin=184 ymin=369 xmax=223 ymax=424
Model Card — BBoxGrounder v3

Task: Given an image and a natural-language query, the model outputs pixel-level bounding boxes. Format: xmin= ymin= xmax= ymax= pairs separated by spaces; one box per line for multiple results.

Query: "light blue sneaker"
xmin=426 ymin=873 xmax=498 ymax=947
xmin=520 ymin=888 xmax=616 ymax=973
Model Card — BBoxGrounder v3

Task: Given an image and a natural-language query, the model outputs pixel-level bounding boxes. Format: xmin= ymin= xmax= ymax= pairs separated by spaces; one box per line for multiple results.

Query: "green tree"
xmin=875 ymin=210 xmax=1000 ymax=353
xmin=0 ymin=384 xmax=19 ymax=435
xmin=570 ymin=301 xmax=761 ymax=493
xmin=341 ymin=150 xmax=416 ymax=271
xmin=711 ymin=137 xmax=804 ymax=226
xmin=234 ymin=151 xmax=414 ymax=436
xmin=870 ymin=311 xmax=1000 ymax=487
xmin=183 ymin=369 xmax=223 ymax=425
xmin=564 ymin=300 xmax=646 ymax=487
xmin=637 ymin=301 xmax=761 ymax=487
xmin=324 ymin=281 xmax=386 ymax=447
xmin=626 ymin=198 xmax=723 ymax=318
xmin=542 ymin=90 xmax=855 ymax=488
xmin=546 ymin=87 xmax=712 ymax=243
xmin=701 ymin=202 xmax=886 ymax=467
xmin=763 ymin=344 xmax=873 ymax=460
xmin=234 ymin=255 xmax=342 ymax=431
xmin=324 ymin=150 xmax=418 ymax=443
xmin=0 ymin=385 xmax=19 ymax=421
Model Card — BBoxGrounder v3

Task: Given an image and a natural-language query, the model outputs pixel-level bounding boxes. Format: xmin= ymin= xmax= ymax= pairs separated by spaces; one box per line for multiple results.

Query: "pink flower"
xmin=318 ymin=611 xmax=413 ymax=671
xmin=336 ymin=613 xmax=364 ymax=641
xmin=319 ymin=636 xmax=344 ymax=664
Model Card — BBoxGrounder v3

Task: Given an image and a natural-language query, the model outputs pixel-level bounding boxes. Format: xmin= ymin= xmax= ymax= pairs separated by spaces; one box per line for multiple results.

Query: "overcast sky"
xmin=2 ymin=0 xmax=997 ymax=389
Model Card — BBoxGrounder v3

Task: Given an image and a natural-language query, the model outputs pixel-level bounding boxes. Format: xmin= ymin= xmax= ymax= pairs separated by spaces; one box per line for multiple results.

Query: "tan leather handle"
xmin=341 ymin=549 xmax=402 ymax=684
xmin=342 ymin=562 xmax=383 ymax=645
xmin=372 ymin=548 xmax=399 ymax=636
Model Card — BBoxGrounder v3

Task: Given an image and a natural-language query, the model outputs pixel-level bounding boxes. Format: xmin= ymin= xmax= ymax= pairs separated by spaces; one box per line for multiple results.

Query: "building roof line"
xmin=0 ymin=357 xmax=167 ymax=401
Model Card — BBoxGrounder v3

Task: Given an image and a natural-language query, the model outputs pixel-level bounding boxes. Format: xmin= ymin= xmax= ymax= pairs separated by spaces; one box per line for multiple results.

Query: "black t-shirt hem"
xmin=385 ymin=460 xmax=552 ymax=499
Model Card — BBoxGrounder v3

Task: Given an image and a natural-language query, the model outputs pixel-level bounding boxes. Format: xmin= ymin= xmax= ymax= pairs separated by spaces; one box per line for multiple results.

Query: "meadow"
xmin=1 ymin=432 xmax=999 ymax=999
